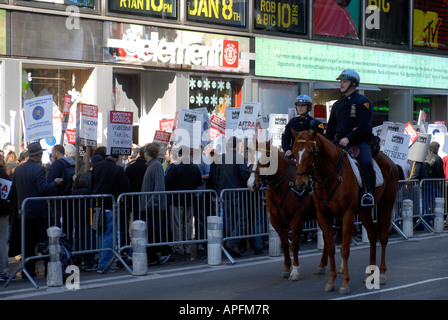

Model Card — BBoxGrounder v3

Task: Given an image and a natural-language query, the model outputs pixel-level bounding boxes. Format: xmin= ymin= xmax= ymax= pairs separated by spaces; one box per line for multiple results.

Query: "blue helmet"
xmin=295 ymin=94 xmax=313 ymax=112
xmin=337 ymin=69 xmax=360 ymax=87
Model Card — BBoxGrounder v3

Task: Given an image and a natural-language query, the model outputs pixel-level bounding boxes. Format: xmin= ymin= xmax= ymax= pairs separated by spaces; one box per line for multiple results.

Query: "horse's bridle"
xmin=294 ymin=138 xmax=346 ymax=206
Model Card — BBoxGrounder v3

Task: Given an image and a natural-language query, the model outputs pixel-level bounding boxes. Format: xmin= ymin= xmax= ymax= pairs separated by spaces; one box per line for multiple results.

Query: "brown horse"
xmin=292 ymin=130 xmax=399 ymax=294
xmin=247 ymin=139 xmax=328 ymax=280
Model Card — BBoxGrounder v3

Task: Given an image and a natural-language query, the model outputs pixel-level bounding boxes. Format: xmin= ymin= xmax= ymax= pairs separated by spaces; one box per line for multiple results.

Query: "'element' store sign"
xmin=104 ymin=22 xmax=249 ymax=73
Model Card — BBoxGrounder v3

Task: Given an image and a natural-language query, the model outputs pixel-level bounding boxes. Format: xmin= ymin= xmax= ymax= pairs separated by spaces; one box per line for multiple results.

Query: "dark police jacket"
xmin=281 ymin=114 xmax=324 ymax=152
xmin=325 ymin=91 xmax=373 ymax=144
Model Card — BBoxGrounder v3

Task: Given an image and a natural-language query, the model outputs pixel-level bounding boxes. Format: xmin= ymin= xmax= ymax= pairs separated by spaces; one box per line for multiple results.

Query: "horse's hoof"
xmin=338 ymin=287 xmax=350 ymax=295
xmin=380 ymin=273 xmax=387 ymax=285
xmin=282 ymin=272 xmax=290 ymax=279
xmin=288 ymin=273 xmax=299 ymax=281
xmin=324 ymin=284 xmax=335 ymax=292
xmin=314 ymin=267 xmax=325 ymax=275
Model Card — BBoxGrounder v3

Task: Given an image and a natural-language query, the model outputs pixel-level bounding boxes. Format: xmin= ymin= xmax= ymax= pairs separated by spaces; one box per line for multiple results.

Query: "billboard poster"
xmin=365 ymin=0 xmax=410 ymax=47
xmin=108 ymin=0 xmax=177 ymax=19
xmin=186 ymin=0 xmax=247 ymax=28
xmin=414 ymin=0 xmax=448 ymax=52
xmin=254 ymin=0 xmax=307 ymax=35
xmin=313 ymin=0 xmax=360 ymax=40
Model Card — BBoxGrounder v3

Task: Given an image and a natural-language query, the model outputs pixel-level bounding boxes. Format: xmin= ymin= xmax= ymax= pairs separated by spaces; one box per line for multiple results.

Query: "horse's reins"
xmin=295 ymin=138 xmax=346 ymax=206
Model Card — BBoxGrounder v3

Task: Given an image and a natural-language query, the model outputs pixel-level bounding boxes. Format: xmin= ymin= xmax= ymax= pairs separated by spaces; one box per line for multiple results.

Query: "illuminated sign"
xmin=254 ymin=0 xmax=306 ymax=35
xmin=414 ymin=0 xmax=448 ymax=51
xmin=108 ymin=0 xmax=177 ymax=19
xmin=104 ymin=22 xmax=250 ymax=73
xmin=187 ymin=0 xmax=247 ymax=28
xmin=255 ymin=37 xmax=448 ymax=90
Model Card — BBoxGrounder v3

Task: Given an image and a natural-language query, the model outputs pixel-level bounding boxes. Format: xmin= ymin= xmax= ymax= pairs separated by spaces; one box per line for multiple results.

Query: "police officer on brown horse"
xmin=282 ymin=94 xmax=324 ymax=158
xmin=325 ymin=69 xmax=375 ymax=206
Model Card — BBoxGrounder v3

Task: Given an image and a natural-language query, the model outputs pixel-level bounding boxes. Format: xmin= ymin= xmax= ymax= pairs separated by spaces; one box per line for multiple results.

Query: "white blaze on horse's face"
xmin=247 ymin=152 xmax=259 ymax=191
xmin=294 ymin=143 xmax=310 ymax=187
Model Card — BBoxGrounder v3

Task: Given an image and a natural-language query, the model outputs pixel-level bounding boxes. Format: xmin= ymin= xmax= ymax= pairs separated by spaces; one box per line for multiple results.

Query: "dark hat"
xmin=90 ymin=154 xmax=104 ymax=164
xmin=27 ymin=142 xmax=46 ymax=156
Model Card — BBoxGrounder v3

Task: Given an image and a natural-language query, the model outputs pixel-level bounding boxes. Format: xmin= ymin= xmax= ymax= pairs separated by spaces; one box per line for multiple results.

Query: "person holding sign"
xmin=282 ymin=95 xmax=324 ymax=158
xmin=0 ymin=156 xmax=12 ymax=281
xmin=325 ymin=69 xmax=375 ymax=206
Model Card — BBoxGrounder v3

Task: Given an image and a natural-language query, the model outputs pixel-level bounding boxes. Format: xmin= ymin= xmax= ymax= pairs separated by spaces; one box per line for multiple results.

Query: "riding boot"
xmin=361 ymin=174 xmax=375 ymax=207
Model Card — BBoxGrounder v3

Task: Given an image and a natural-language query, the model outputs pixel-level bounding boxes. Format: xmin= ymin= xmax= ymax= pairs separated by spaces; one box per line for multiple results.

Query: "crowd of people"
xmin=0 ymin=135 xmax=267 ymax=281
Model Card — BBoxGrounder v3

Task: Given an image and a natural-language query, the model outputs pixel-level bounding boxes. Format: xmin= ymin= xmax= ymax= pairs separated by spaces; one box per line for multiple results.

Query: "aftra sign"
xmin=106 ymin=29 xmax=241 ymax=70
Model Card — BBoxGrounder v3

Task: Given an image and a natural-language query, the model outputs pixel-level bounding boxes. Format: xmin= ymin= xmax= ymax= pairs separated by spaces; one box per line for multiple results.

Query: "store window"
xmin=258 ymin=80 xmax=300 ymax=116
xmin=18 ymin=0 xmax=98 ymax=10
xmin=188 ymin=75 xmax=242 ymax=119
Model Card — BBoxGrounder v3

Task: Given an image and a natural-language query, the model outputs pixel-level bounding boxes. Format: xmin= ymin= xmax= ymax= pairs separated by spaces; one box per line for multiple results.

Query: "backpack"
xmin=60 ymin=159 xmax=76 ymax=195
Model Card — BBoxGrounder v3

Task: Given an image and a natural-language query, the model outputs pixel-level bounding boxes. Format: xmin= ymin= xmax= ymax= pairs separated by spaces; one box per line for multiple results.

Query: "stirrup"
xmin=361 ymin=193 xmax=374 ymax=207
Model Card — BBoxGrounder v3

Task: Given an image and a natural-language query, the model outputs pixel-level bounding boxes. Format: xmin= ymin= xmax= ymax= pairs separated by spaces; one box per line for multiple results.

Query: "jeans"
xmin=97 ymin=209 xmax=114 ymax=269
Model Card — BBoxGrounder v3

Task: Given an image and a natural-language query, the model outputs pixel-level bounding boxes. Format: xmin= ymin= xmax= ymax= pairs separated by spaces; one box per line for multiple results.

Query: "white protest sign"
xmin=432 ymin=132 xmax=448 ymax=158
xmin=379 ymin=122 xmax=405 ymax=150
xmin=76 ymin=103 xmax=99 ymax=147
xmin=225 ymin=107 xmax=240 ymax=131
xmin=382 ymin=131 xmax=410 ymax=168
xmin=107 ymin=111 xmax=133 ymax=156
xmin=269 ymin=114 xmax=288 ymax=148
xmin=0 ymin=121 xmax=10 ymax=151
xmin=24 ymin=95 xmax=53 ymax=142
xmin=408 ymin=133 xmax=431 ymax=162
xmin=237 ymin=102 xmax=260 ymax=134
xmin=427 ymin=123 xmax=447 ymax=137
xmin=153 ymin=130 xmax=171 ymax=158
xmin=173 ymin=108 xmax=207 ymax=148
xmin=0 ymin=178 xmax=12 ymax=200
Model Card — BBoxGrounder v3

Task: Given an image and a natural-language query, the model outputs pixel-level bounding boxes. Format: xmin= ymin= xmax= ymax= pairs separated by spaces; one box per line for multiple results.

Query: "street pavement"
xmin=2 ymin=230 xmax=448 ymax=309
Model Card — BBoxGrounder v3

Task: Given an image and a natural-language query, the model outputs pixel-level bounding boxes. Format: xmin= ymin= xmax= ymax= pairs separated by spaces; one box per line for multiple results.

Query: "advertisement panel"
xmin=365 ymin=0 xmax=409 ymax=47
xmin=414 ymin=0 xmax=448 ymax=52
xmin=254 ymin=0 xmax=307 ymax=35
xmin=109 ymin=0 xmax=177 ymax=19
xmin=104 ymin=22 xmax=250 ymax=73
xmin=186 ymin=0 xmax=247 ymax=28
xmin=313 ymin=0 xmax=360 ymax=40
xmin=255 ymin=37 xmax=448 ymax=89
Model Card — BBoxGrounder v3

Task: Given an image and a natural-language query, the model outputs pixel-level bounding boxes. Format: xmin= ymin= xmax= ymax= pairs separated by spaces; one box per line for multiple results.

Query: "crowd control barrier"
xmin=5 ymin=181 xmax=447 ymax=288
xmin=116 ymin=190 xmax=219 ymax=259
xmin=5 ymin=194 xmax=129 ymax=288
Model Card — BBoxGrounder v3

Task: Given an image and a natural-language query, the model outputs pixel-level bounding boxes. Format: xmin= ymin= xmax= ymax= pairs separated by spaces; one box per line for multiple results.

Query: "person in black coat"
xmin=0 ymin=157 xmax=13 ymax=281
xmin=91 ymin=154 xmax=130 ymax=273
xmin=10 ymin=142 xmax=63 ymax=278
xmin=165 ymin=146 xmax=202 ymax=255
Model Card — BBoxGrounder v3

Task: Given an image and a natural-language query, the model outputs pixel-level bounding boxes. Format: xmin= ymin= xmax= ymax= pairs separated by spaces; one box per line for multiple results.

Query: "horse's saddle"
xmin=346 ymin=149 xmax=384 ymax=188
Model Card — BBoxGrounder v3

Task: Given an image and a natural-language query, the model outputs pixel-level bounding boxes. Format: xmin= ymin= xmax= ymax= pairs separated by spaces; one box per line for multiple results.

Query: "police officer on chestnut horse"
xmin=282 ymin=94 xmax=325 ymax=158
xmin=325 ymin=69 xmax=375 ymax=206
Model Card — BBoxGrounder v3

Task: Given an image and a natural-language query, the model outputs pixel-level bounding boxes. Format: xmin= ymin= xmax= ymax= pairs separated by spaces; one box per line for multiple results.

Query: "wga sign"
xmin=365 ymin=1 xmax=391 ymax=30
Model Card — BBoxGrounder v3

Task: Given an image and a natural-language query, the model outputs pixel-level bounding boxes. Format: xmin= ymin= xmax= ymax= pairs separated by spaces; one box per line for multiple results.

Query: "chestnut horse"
xmin=247 ymin=139 xmax=328 ymax=280
xmin=292 ymin=130 xmax=399 ymax=294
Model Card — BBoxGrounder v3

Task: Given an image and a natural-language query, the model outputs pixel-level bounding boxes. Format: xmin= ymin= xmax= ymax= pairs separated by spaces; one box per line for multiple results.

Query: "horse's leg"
xmin=315 ymin=241 xmax=328 ymax=275
xmin=376 ymin=200 xmax=394 ymax=285
xmin=288 ymin=217 xmax=305 ymax=281
xmin=359 ymin=207 xmax=377 ymax=267
xmin=318 ymin=213 xmax=336 ymax=292
xmin=338 ymin=212 xmax=355 ymax=295
xmin=269 ymin=214 xmax=291 ymax=279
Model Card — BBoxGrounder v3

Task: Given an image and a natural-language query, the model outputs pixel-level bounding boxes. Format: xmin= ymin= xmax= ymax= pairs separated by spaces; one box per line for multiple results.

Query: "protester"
xmin=165 ymin=146 xmax=202 ymax=255
xmin=46 ymin=144 xmax=76 ymax=195
xmin=10 ymin=141 xmax=63 ymax=278
xmin=0 ymin=157 xmax=13 ymax=281
xmin=5 ymin=151 xmax=19 ymax=177
xmin=91 ymin=152 xmax=130 ymax=273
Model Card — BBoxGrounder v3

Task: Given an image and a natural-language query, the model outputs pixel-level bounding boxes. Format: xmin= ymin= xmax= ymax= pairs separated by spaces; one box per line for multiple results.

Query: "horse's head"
xmin=291 ymin=129 xmax=318 ymax=195
xmin=247 ymin=139 xmax=277 ymax=191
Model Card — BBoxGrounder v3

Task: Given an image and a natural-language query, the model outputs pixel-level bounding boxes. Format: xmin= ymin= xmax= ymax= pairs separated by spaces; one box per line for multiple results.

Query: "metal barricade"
xmin=116 ymin=190 xmax=219 ymax=259
xmin=5 ymin=194 xmax=130 ymax=288
xmin=419 ymin=178 xmax=448 ymax=232
xmin=219 ymin=188 xmax=270 ymax=263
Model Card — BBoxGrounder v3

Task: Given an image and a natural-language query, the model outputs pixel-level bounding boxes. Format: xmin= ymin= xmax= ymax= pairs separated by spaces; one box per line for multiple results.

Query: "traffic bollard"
xmin=268 ymin=223 xmax=281 ymax=257
xmin=207 ymin=216 xmax=223 ymax=266
xmin=402 ymin=199 xmax=413 ymax=238
xmin=132 ymin=220 xmax=148 ymax=275
xmin=434 ymin=197 xmax=445 ymax=233
xmin=47 ymin=226 xmax=63 ymax=287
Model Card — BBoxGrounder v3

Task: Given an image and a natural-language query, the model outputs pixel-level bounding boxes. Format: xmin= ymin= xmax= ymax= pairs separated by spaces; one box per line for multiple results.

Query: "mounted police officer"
xmin=325 ymin=69 xmax=375 ymax=206
xmin=282 ymin=94 xmax=325 ymax=158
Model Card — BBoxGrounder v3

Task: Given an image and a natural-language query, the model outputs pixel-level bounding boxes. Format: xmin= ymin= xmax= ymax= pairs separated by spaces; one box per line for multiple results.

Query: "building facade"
xmin=0 ymin=0 xmax=447 ymax=157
